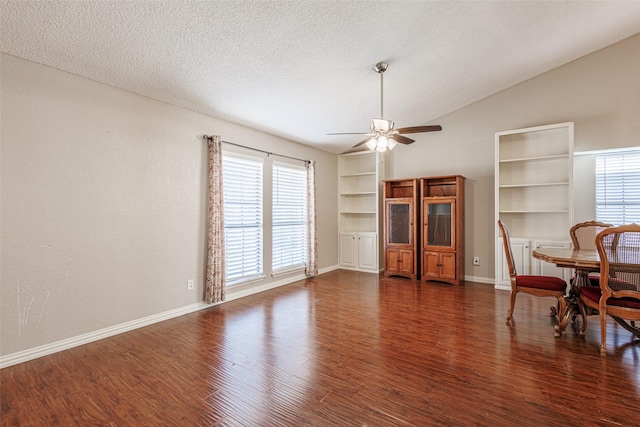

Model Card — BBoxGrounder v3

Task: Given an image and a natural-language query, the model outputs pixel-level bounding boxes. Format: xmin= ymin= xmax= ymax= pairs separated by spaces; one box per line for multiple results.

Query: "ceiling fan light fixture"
xmin=363 ymin=134 xmax=401 ymax=152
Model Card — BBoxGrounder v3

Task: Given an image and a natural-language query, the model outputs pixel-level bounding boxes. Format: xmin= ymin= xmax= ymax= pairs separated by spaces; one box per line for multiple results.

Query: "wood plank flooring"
xmin=2 ymin=270 xmax=639 ymax=426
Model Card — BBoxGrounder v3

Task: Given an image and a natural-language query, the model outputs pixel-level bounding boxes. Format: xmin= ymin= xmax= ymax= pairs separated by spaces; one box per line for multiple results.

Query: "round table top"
xmin=532 ymin=247 xmax=600 ymax=270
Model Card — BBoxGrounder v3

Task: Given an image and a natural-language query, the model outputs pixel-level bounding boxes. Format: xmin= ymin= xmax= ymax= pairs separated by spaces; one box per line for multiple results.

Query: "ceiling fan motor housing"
xmin=371 ymin=118 xmax=394 ymax=132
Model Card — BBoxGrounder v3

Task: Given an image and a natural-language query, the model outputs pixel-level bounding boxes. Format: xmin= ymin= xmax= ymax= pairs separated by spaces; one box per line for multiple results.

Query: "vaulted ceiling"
xmin=2 ymin=1 xmax=639 ymax=153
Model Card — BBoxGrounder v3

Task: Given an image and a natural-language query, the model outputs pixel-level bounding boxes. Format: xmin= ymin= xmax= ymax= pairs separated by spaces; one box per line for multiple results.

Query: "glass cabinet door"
xmin=425 ymin=200 xmax=455 ymax=248
xmin=387 ymin=200 xmax=413 ymax=245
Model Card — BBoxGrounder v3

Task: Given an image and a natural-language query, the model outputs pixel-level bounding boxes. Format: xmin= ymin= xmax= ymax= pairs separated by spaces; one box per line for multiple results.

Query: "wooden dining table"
xmin=531 ymin=247 xmax=600 ymax=336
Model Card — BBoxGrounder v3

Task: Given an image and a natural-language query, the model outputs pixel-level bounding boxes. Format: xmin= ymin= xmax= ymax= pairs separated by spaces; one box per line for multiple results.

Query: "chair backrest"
xmin=595 ymin=223 xmax=640 ymax=296
xmin=570 ymin=220 xmax=612 ymax=250
xmin=497 ymin=220 xmax=517 ymax=279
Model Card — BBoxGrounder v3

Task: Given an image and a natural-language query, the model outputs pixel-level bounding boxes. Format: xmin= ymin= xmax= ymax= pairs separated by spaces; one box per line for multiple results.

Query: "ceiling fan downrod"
xmin=374 ymin=61 xmax=388 ymax=119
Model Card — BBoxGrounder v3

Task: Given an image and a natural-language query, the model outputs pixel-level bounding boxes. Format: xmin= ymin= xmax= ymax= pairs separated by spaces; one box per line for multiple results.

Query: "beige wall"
xmin=387 ymin=33 xmax=640 ymax=281
xmin=0 ymin=54 xmax=338 ymax=357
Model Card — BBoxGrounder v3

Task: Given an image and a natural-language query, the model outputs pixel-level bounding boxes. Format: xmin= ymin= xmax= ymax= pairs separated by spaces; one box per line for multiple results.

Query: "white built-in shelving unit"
xmin=495 ymin=122 xmax=574 ymax=289
xmin=338 ymin=151 xmax=383 ymax=271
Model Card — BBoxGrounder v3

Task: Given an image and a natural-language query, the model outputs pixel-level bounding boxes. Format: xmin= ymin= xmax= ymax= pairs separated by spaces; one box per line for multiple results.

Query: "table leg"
xmin=572 ymin=268 xmax=592 ymax=335
xmin=573 ymin=268 xmax=591 ymax=289
xmin=554 ymin=296 xmax=573 ymax=337
xmin=554 ymin=268 xmax=593 ymax=337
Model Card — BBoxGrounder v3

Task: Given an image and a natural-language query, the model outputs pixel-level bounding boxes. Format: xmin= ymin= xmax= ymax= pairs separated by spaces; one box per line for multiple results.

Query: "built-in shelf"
xmin=341 ymin=172 xmax=377 ymax=177
xmin=499 ymin=210 xmax=570 ymax=214
xmin=341 ymin=192 xmax=377 ymax=195
xmin=499 ymin=154 xmax=570 ymax=164
xmin=499 ymin=182 xmax=569 ymax=188
xmin=341 ymin=211 xmax=377 ymax=214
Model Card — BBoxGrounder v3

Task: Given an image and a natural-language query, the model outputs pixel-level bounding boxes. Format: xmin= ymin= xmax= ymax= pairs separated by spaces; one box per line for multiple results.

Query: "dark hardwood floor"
xmin=2 ymin=270 xmax=639 ymax=426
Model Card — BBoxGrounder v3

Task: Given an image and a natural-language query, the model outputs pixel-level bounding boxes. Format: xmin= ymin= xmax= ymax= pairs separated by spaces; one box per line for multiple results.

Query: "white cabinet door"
xmin=339 ymin=233 xmax=357 ymax=268
xmin=340 ymin=232 xmax=379 ymax=271
xmin=531 ymin=239 xmax=571 ymax=282
xmin=357 ymin=233 xmax=378 ymax=270
xmin=496 ymin=238 xmax=531 ymax=288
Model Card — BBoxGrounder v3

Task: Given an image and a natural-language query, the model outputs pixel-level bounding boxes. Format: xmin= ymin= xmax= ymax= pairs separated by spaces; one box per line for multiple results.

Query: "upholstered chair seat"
xmin=516 ymin=275 xmax=567 ymax=291
xmin=581 ymin=286 xmax=640 ymax=310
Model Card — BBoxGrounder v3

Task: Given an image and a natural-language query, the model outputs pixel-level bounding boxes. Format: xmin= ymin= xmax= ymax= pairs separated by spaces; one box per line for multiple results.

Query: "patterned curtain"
xmin=205 ymin=135 xmax=226 ymax=303
xmin=306 ymin=160 xmax=318 ymax=276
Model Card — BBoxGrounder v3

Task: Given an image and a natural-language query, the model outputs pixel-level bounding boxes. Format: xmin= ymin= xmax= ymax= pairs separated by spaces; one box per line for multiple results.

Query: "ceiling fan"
xmin=329 ymin=60 xmax=442 ymax=153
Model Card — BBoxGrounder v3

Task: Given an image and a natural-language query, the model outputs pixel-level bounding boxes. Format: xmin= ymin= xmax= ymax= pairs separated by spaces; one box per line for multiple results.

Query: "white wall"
xmin=0 ymin=54 xmax=338 ymax=359
xmin=387 ymin=33 xmax=640 ymax=281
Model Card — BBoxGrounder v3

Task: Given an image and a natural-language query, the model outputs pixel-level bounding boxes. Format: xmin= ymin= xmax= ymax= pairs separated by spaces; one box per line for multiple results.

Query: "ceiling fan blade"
xmin=392 ymin=134 xmax=415 ymax=145
xmin=396 ymin=125 xmax=442 ymax=134
xmin=340 ymin=146 xmax=370 ymax=154
xmin=327 ymin=132 xmax=370 ymax=135
xmin=352 ymin=137 xmax=373 ymax=148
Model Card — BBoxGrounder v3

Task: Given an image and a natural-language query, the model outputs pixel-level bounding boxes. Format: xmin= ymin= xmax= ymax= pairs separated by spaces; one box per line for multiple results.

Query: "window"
xmin=272 ymin=162 xmax=307 ymax=273
xmin=223 ymin=155 xmax=263 ymax=284
xmin=595 ymin=149 xmax=640 ymax=226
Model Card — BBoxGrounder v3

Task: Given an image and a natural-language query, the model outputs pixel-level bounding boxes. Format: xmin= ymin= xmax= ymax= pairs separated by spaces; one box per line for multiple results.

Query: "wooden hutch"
xmin=383 ymin=179 xmax=419 ymax=279
xmin=420 ymin=175 xmax=465 ymax=285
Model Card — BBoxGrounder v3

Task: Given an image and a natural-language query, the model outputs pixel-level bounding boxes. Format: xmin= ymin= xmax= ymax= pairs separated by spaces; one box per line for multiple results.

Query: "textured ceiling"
xmin=2 ymin=1 xmax=640 ymax=154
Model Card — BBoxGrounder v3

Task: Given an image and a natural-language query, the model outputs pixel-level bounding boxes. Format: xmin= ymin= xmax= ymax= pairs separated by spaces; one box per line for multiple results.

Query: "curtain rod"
xmin=203 ymin=135 xmax=310 ymax=164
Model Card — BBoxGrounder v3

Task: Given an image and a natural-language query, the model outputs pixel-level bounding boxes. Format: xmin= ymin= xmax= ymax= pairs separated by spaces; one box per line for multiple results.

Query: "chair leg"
xmin=506 ymin=290 xmax=517 ymax=321
xmin=599 ymin=307 xmax=607 ymax=356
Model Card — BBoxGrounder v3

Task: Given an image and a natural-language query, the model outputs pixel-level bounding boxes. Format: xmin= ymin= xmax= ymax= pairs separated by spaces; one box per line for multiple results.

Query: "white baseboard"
xmin=468 ymin=275 xmax=512 ymax=291
xmin=335 ymin=265 xmax=381 ymax=274
xmin=0 ymin=264 xmax=340 ymax=369
xmin=464 ymin=275 xmax=495 ymax=285
xmin=0 ymin=302 xmax=209 ymax=369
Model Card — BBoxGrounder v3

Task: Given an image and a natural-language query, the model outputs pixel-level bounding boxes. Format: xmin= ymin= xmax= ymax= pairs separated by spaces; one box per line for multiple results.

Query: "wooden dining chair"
xmin=498 ymin=220 xmax=568 ymax=323
xmin=578 ymin=223 xmax=640 ymax=355
xmin=570 ymin=220 xmax=613 ymax=250
xmin=569 ymin=220 xmax=612 ymax=286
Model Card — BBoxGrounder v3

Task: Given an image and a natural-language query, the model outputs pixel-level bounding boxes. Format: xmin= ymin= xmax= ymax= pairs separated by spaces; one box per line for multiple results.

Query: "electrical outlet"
xmin=473 ymin=257 xmax=480 ymax=266
xmin=187 ymin=279 xmax=194 ymax=290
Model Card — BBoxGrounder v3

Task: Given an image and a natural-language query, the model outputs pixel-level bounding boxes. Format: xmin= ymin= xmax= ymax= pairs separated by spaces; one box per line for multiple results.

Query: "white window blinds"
xmin=595 ymin=149 xmax=640 ymax=226
xmin=223 ymin=155 xmax=263 ymax=284
xmin=272 ymin=162 xmax=307 ymax=273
